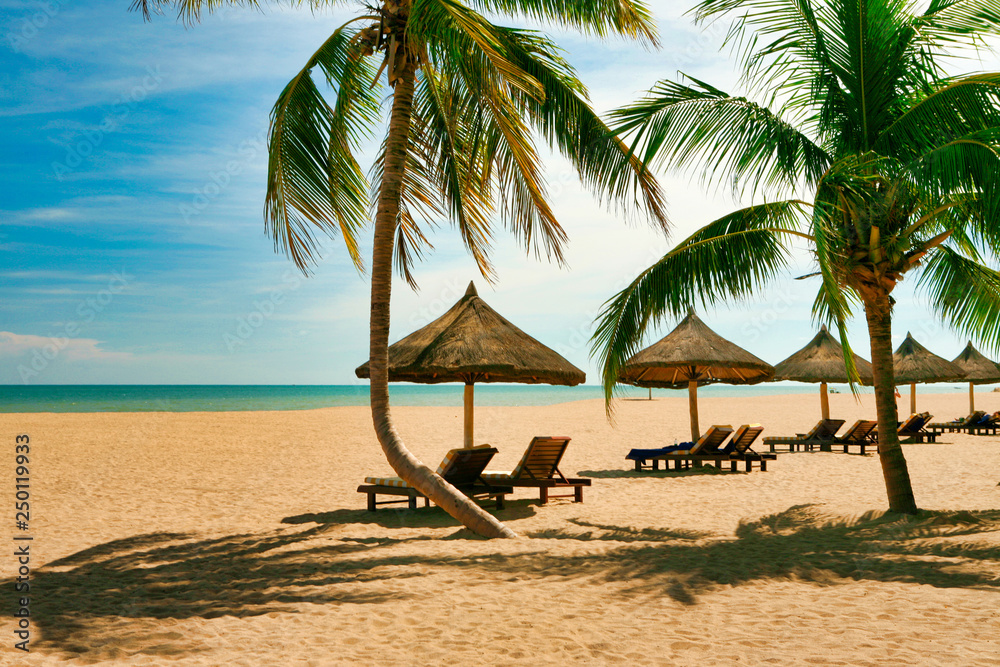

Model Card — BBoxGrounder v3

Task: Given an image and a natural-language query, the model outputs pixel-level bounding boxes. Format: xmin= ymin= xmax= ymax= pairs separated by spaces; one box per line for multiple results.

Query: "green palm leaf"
xmin=917 ymin=245 xmax=1000 ymax=352
xmin=468 ymin=0 xmax=659 ymax=43
xmin=610 ymin=77 xmax=830 ymax=194
xmin=592 ymin=201 xmax=806 ymax=405
xmin=266 ymin=26 xmax=381 ymax=272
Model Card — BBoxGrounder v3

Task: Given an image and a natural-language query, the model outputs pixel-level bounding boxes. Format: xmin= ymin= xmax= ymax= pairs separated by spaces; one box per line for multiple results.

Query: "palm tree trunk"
xmin=369 ymin=47 xmax=516 ymax=538
xmin=863 ymin=293 xmax=918 ymax=514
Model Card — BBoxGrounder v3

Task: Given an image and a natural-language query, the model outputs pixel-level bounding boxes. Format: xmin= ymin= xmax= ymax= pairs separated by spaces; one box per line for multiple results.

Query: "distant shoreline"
xmin=0 ymin=382 xmax=987 ymax=414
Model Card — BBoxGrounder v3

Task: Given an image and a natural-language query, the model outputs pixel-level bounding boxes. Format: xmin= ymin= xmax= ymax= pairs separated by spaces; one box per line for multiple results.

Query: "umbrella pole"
xmin=688 ymin=380 xmax=699 ymax=442
xmin=648 ymin=387 xmax=652 ymax=401
xmin=910 ymin=382 xmax=917 ymax=415
xmin=464 ymin=383 xmax=474 ymax=449
xmin=820 ymin=381 xmax=830 ymax=420
xmin=970 ymin=382 xmax=975 ymax=413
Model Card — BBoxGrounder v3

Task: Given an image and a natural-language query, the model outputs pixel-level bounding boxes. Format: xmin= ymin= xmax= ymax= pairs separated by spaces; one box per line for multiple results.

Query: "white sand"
xmin=3 ymin=391 xmax=999 ymax=665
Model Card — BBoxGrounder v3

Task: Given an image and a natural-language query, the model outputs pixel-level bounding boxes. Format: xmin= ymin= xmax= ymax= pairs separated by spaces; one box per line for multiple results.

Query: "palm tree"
xmin=134 ymin=0 xmax=668 ymax=537
xmin=593 ymin=0 xmax=1000 ymax=514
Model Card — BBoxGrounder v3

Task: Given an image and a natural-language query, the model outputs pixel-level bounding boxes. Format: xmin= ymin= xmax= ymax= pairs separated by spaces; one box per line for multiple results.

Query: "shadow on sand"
xmin=580 ymin=466 xmax=736 ymax=478
xmin=283 ymin=499 xmax=538 ymax=530
xmin=6 ymin=505 xmax=999 ymax=661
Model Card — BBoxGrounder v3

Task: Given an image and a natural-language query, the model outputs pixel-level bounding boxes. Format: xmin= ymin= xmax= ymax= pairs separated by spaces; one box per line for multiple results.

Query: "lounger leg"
xmin=574 ymin=486 xmax=583 ymax=503
xmin=408 ymin=495 xmax=416 ymax=510
xmin=496 ymin=494 xmax=505 ymax=510
xmin=635 ymin=460 xmax=642 ymax=471
xmin=367 ymin=492 xmax=376 ymax=512
xmin=539 ymin=487 xmax=549 ymax=505
xmin=761 ymin=459 xmax=767 ymax=472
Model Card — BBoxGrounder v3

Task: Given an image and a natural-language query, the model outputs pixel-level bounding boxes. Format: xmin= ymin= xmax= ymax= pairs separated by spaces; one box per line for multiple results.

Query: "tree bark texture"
xmin=863 ymin=293 xmax=918 ymax=514
xmin=368 ymin=31 xmax=516 ymax=538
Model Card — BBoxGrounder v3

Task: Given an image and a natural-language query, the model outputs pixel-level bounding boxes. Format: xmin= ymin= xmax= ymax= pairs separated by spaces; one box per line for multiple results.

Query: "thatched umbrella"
xmin=356 ymin=281 xmax=585 ymax=448
xmin=772 ymin=325 xmax=874 ymax=420
xmin=893 ymin=333 xmax=966 ymax=414
xmin=617 ymin=311 xmax=774 ymax=441
xmin=952 ymin=342 xmax=1000 ymax=413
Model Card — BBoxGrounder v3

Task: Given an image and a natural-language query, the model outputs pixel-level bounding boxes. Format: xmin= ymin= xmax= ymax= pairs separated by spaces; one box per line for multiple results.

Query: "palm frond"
xmin=690 ymin=0 xmax=838 ymax=109
xmin=265 ymin=25 xmax=381 ymax=272
xmin=129 ymin=0 xmax=353 ymax=23
xmin=369 ymin=128 xmax=446 ymax=289
xmin=903 ymin=128 xmax=1000 ymax=245
xmin=876 ymin=73 xmax=1000 ymax=159
xmin=591 ymin=201 xmax=805 ymax=405
xmin=917 ymin=245 xmax=1000 ymax=353
xmin=497 ymin=27 xmax=669 ymax=228
xmin=415 ymin=9 xmax=568 ymax=263
xmin=466 ymin=0 xmax=659 ymax=45
xmin=412 ymin=0 xmax=546 ymax=101
xmin=915 ymin=0 xmax=1000 ymax=45
xmin=610 ymin=77 xmax=830 ymax=195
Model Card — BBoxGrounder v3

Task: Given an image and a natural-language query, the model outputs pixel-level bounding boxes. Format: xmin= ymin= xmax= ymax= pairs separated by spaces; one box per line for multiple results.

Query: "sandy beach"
xmin=3 ymin=390 xmax=999 ymax=666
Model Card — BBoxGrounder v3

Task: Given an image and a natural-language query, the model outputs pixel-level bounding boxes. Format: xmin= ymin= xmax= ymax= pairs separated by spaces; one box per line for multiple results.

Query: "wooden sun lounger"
xmin=835 ymin=419 xmax=879 ymax=454
xmin=358 ymin=445 xmax=512 ymax=511
xmin=481 ymin=436 xmax=591 ymax=504
xmin=899 ymin=412 xmax=937 ymax=442
xmin=968 ymin=413 xmax=1000 ymax=435
xmin=872 ymin=413 xmax=939 ymax=445
xmin=763 ymin=419 xmax=845 ymax=453
xmin=928 ymin=411 xmax=984 ymax=434
xmin=627 ymin=425 xmax=776 ymax=472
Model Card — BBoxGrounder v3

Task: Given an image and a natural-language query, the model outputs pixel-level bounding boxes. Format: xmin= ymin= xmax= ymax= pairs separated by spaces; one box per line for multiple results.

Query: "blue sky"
xmin=1 ymin=0 xmax=997 ymax=386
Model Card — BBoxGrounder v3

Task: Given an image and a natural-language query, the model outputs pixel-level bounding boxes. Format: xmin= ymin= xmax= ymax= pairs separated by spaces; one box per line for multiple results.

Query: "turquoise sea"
xmin=0 ymin=382 xmax=973 ymax=413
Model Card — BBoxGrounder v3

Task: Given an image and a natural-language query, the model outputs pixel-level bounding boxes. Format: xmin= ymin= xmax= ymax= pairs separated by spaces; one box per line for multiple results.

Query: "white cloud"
xmin=0 ymin=331 xmax=131 ymax=362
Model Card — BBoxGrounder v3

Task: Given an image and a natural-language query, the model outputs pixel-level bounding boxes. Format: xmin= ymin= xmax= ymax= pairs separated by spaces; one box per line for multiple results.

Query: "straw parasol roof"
xmin=951 ymin=341 xmax=1000 ymax=413
xmin=773 ymin=325 xmax=874 ymax=384
xmin=893 ymin=333 xmax=966 ymax=384
xmin=772 ymin=325 xmax=873 ymax=420
xmin=893 ymin=332 xmax=965 ymax=414
xmin=356 ymin=281 xmax=584 ymax=448
xmin=617 ymin=311 xmax=773 ymax=441
xmin=617 ymin=311 xmax=773 ymax=388
xmin=355 ymin=281 xmax=585 ymax=386
xmin=951 ymin=342 xmax=1000 ymax=384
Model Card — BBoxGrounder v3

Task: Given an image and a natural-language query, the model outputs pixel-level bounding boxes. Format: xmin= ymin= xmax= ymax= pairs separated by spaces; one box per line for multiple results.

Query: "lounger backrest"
xmin=840 ymin=420 xmax=866 ymax=439
xmin=436 ymin=446 xmax=498 ymax=486
xmin=690 ymin=425 xmax=734 ymax=454
xmin=897 ymin=413 xmax=921 ymax=433
xmin=816 ymin=419 xmax=846 ymax=440
xmin=964 ymin=411 xmax=986 ymax=425
xmin=800 ymin=420 xmax=824 ymax=439
xmin=729 ymin=424 xmax=764 ymax=454
xmin=510 ymin=436 xmax=570 ymax=481
xmin=858 ymin=420 xmax=878 ymax=439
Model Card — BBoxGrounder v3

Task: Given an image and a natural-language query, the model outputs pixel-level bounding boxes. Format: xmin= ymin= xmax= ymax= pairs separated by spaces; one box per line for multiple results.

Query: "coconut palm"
xmin=134 ymin=0 xmax=668 ymax=537
xmin=593 ymin=0 xmax=1000 ymax=514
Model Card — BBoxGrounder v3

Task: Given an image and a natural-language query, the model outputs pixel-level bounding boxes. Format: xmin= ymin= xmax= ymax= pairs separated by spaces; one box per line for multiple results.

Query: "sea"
xmin=0 ymin=382 xmax=964 ymax=413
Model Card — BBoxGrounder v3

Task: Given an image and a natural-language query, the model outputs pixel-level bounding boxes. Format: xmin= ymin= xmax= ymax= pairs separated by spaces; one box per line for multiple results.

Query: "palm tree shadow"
xmin=514 ymin=506 xmax=1000 ymax=603
xmin=7 ymin=505 xmax=998 ymax=661
xmin=7 ymin=525 xmax=433 ymax=661
xmin=282 ymin=500 xmax=538 ymax=530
